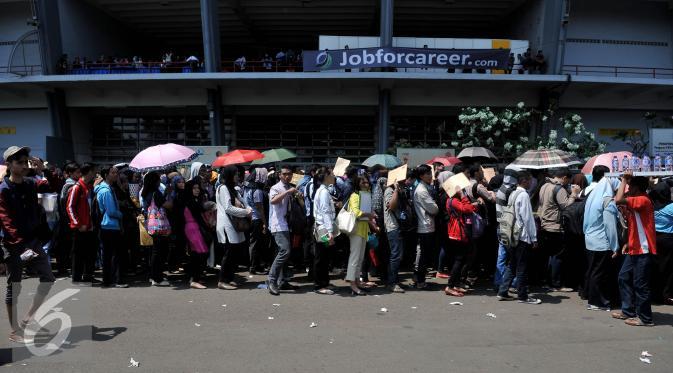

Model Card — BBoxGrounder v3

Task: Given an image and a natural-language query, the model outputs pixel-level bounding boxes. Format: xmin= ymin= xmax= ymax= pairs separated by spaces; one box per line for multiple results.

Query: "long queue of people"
xmin=1 ymin=145 xmax=672 ymax=342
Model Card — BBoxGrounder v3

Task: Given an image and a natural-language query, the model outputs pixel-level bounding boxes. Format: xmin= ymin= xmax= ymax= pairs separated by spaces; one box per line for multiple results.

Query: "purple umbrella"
xmin=129 ymin=143 xmax=198 ymax=172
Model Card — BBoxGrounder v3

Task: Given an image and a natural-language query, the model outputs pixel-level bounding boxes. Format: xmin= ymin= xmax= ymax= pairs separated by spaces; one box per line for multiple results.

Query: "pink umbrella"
xmin=582 ymin=151 xmax=632 ymax=174
xmin=129 ymin=143 xmax=198 ymax=172
xmin=425 ymin=156 xmax=462 ymax=167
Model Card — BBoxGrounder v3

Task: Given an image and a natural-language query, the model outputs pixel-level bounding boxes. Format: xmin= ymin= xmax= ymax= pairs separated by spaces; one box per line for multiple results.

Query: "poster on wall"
xmin=649 ymin=128 xmax=673 ymax=156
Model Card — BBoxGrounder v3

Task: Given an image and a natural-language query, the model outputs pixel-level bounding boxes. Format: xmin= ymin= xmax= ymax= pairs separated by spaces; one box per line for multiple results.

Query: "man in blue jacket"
xmin=94 ymin=165 xmax=127 ymax=288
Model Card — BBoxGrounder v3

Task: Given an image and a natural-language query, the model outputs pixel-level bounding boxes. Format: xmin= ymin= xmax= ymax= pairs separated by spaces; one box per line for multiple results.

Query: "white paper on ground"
xmin=272 ymin=303 xmax=280 ymax=307
xmin=380 ymin=307 xmax=388 ymax=313
xmin=486 ymin=313 xmax=497 ymax=318
xmin=641 ymin=351 xmax=653 ymax=357
xmin=268 ymin=316 xmax=274 ymax=320
xmin=450 ymin=302 xmax=464 ymax=306
xmin=129 ymin=358 xmax=140 ymax=367
xmin=639 ymin=357 xmax=651 ymax=364
xmin=310 ymin=322 xmax=318 ymax=328
xmin=194 ymin=323 xmax=201 ymax=327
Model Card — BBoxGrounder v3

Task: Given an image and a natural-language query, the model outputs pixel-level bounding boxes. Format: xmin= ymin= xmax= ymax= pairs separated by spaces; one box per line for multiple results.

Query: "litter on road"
xmin=268 ymin=316 xmax=275 ymax=320
xmin=129 ymin=358 xmax=140 ymax=367
xmin=641 ymin=351 xmax=653 ymax=357
xmin=310 ymin=322 xmax=318 ymax=328
xmin=194 ymin=323 xmax=201 ymax=327
xmin=486 ymin=313 xmax=497 ymax=318
xmin=380 ymin=308 xmax=388 ymax=313
xmin=450 ymin=302 xmax=463 ymax=306
xmin=639 ymin=357 xmax=651 ymax=364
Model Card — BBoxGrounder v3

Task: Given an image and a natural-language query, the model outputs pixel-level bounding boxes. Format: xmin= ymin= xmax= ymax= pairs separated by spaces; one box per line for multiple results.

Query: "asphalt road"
xmin=1 ymin=270 xmax=672 ymax=372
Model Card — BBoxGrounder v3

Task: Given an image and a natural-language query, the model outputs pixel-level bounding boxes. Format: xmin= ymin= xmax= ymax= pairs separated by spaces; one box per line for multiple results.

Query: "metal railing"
xmin=0 ymin=64 xmax=42 ymax=76
xmin=62 ymin=60 xmax=303 ymax=74
xmin=562 ymin=64 xmax=673 ymax=79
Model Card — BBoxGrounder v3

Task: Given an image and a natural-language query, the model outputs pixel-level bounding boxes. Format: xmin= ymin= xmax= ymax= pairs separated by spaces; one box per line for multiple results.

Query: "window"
xmin=92 ymin=115 xmax=210 ymax=163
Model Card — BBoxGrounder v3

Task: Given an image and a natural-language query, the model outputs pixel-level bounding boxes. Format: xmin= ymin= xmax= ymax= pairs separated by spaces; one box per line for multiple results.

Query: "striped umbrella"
xmin=511 ymin=149 xmax=581 ymax=170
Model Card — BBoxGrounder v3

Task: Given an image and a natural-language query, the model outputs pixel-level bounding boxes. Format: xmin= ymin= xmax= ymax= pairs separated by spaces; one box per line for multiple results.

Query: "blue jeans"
xmin=268 ymin=231 xmax=291 ymax=287
xmin=494 ymin=241 xmax=518 ymax=288
xmin=498 ymin=241 xmax=531 ymax=300
xmin=387 ymin=230 xmax=402 ymax=286
xmin=618 ymin=254 xmax=653 ymax=324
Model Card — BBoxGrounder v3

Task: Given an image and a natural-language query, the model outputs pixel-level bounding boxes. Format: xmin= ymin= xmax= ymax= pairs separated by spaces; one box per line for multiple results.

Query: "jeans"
xmin=5 ymin=241 xmax=55 ymax=305
xmin=71 ymin=230 xmax=97 ymax=282
xmin=498 ymin=241 xmax=531 ymax=300
xmin=387 ymin=230 xmax=403 ymax=286
xmin=100 ymin=229 xmax=125 ymax=286
xmin=415 ymin=232 xmax=435 ymax=284
xmin=618 ymin=254 xmax=653 ymax=324
xmin=494 ymin=240 xmax=518 ymax=288
xmin=268 ymin=231 xmax=292 ymax=287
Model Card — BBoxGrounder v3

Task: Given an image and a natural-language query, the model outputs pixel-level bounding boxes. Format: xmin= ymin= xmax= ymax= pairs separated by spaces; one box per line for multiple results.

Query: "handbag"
xmin=219 ymin=185 xmax=252 ymax=232
xmin=146 ymin=198 xmax=171 ymax=236
xmin=337 ymin=200 xmax=356 ymax=235
xmin=137 ymin=215 xmax=154 ymax=246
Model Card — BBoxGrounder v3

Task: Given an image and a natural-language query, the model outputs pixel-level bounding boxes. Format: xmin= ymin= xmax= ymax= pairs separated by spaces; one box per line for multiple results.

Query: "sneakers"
xmin=552 ymin=287 xmax=574 ymax=293
xmin=150 ymin=279 xmax=170 ymax=287
xmin=518 ymin=297 xmax=542 ymax=305
xmin=587 ymin=304 xmax=610 ymax=312
xmin=497 ymin=294 xmax=515 ymax=301
xmin=268 ymin=282 xmax=280 ymax=296
xmin=115 ymin=284 xmax=129 ymax=288
xmin=389 ymin=284 xmax=405 ymax=293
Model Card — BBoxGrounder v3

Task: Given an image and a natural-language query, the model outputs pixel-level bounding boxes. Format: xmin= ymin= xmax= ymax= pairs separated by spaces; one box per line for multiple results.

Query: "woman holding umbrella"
xmin=141 ymin=172 xmax=173 ymax=287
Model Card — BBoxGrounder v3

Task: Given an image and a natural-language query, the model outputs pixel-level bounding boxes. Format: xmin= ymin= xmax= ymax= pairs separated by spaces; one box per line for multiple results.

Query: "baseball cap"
xmin=3 ymin=146 xmax=30 ymax=162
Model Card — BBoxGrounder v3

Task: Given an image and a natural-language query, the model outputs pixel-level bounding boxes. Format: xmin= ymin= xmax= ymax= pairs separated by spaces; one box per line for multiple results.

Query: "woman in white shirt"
xmin=312 ymin=167 xmax=337 ymax=295
xmin=216 ymin=166 xmax=252 ymax=290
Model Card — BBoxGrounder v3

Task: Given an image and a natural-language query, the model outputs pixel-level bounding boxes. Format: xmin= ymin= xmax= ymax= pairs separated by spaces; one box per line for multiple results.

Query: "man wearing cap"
xmin=0 ymin=146 xmax=55 ymax=343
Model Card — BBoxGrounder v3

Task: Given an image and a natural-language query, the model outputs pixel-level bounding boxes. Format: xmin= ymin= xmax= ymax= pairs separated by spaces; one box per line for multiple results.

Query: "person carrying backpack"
xmin=384 ymin=176 xmax=410 ymax=293
xmin=496 ymin=170 xmax=541 ymax=305
xmin=66 ymin=162 xmax=98 ymax=285
xmin=444 ymin=187 xmax=479 ymax=297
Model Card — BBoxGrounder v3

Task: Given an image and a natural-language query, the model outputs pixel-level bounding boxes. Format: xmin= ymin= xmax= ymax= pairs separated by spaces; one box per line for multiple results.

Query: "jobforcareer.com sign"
xmin=303 ymin=47 xmax=510 ymax=71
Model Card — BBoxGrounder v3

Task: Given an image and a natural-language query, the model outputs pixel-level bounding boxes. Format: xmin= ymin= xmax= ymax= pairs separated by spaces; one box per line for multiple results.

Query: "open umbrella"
xmin=425 ymin=156 xmax=462 ymax=167
xmin=129 ymin=143 xmax=197 ymax=172
xmin=581 ymin=151 xmax=632 ymax=174
xmin=511 ymin=149 xmax=581 ymax=170
xmin=212 ymin=149 xmax=263 ymax=168
xmin=362 ymin=154 xmax=403 ymax=168
xmin=251 ymin=148 xmax=297 ymax=165
xmin=457 ymin=147 xmax=498 ymax=160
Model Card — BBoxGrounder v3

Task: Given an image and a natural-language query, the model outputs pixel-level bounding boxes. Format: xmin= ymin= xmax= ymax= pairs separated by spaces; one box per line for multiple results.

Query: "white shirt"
xmin=313 ymin=185 xmax=336 ymax=234
xmin=512 ymin=187 xmax=537 ymax=244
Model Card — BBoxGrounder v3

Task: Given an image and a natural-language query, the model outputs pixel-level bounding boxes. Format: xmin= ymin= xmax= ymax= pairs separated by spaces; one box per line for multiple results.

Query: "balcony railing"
xmin=562 ymin=65 xmax=673 ymax=79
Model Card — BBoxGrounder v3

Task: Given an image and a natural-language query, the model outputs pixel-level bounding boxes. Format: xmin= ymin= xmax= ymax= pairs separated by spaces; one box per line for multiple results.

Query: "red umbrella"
xmin=425 ymin=156 xmax=462 ymax=167
xmin=212 ymin=149 xmax=263 ymax=168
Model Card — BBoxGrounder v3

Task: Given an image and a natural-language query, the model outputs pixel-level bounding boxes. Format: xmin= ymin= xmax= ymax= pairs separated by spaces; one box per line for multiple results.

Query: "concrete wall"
xmin=556 ymin=108 xmax=673 ymax=152
xmin=68 ymin=108 xmax=92 ymax=162
xmin=0 ymin=109 xmax=51 ymax=158
xmin=57 ymin=0 xmax=139 ymax=61
xmin=509 ymin=0 xmax=545 ymax=53
xmin=564 ymin=0 xmax=673 ymax=71
xmin=0 ymin=1 xmax=40 ymax=72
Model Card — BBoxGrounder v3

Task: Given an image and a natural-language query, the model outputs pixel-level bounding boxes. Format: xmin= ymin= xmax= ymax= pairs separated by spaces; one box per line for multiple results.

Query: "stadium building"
xmin=1 ymin=0 xmax=673 ymax=165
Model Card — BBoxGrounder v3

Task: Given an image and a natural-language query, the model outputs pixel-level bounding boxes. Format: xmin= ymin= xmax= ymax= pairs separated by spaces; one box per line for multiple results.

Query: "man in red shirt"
xmin=613 ymin=170 xmax=656 ymax=326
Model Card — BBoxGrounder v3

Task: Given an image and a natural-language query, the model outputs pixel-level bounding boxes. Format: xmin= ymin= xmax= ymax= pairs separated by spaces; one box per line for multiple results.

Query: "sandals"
xmin=624 ymin=318 xmax=654 ymax=327
xmin=611 ymin=312 xmax=629 ymax=320
xmin=444 ymin=287 xmax=464 ymax=297
xmin=361 ymin=282 xmax=377 ymax=288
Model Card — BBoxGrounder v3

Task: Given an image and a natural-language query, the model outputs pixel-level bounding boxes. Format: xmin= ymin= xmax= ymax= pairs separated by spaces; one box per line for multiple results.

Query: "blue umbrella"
xmin=362 ymin=154 xmax=402 ymax=168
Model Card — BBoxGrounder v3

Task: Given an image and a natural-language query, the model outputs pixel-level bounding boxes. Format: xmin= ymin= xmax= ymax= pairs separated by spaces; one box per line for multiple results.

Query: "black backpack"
xmin=395 ymin=187 xmax=417 ymax=233
xmin=286 ymin=193 xmax=307 ymax=233
xmin=553 ymin=185 xmax=586 ymax=236
xmin=91 ymin=191 xmax=104 ymax=230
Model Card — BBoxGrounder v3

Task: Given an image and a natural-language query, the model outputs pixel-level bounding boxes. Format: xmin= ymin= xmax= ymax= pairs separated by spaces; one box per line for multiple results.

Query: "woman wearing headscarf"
xmin=583 ymin=176 xmax=620 ymax=311
xmin=215 ymin=166 xmax=252 ymax=290
xmin=650 ymin=179 xmax=673 ymax=305
xmin=245 ymin=168 xmax=270 ymax=275
xmin=183 ymin=179 xmax=210 ymax=289
xmin=167 ymin=175 xmax=186 ymax=274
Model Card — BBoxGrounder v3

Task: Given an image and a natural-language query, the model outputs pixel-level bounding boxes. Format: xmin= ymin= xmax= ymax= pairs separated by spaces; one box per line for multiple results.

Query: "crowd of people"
xmin=57 ymin=52 xmax=203 ymax=74
xmin=0 ymin=144 xmax=672 ymax=343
